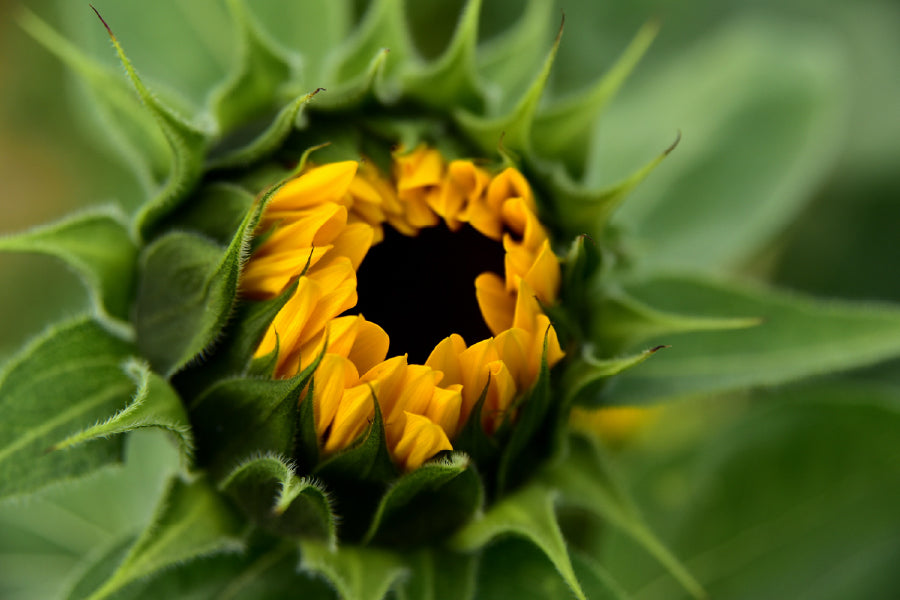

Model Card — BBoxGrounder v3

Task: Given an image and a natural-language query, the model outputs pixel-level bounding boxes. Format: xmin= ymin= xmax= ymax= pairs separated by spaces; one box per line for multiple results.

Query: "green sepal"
xmin=134 ymin=196 xmax=260 ymax=376
xmin=543 ymin=433 xmax=705 ymax=599
xmin=189 ymin=354 xmax=320 ymax=480
xmin=496 ymin=330 xmax=556 ymax=494
xmin=315 ymin=49 xmax=392 ymax=111
xmin=564 ymin=345 xmax=668 ymax=407
xmin=18 ymin=8 xmax=170 ymax=190
xmin=88 ymin=8 xmax=209 ymax=241
xmin=299 ymin=539 xmax=408 ymax=600
xmin=295 ymin=374 xmax=320 ymax=470
xmin=398 ymin=548 xmax=477 ymax=600
xmin=604 ymin=274 xmax=900 ymax=404
xmin=52 ymin=359 xmax=193 ymax=460
xmin=0 ymin=206 xmax=137 ymax=325
xmin=455 ymin=14 xmax=561 ymax=156
xmin=210 ymin=0 xmax=292 ymax=135
xmin=450 ymin=482 xmax=587 ymax=600
xmin=402 ymin=0 xmax=483 ymax=113
xmin=543 ymin=132 xmax=680 ymax=236
xmin=79 ymin=475 xmax=245 ymax=600
xmin=156 ymin=182 xmax=254 ymax=246
xmin=0 ymin=318 xmax=133 ymax=501
xmin=220 ymin=454 xmax=336 ymax=545
xmin=532 ymin=20 xmax=659 ymax=177
xmin=362 ymin=453 xmax=483 ymax=547
xmin=546 ymin=234 xmax=604 ymax=347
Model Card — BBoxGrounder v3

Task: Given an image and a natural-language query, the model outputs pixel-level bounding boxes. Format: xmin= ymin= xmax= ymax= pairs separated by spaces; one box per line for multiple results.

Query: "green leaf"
xmin=450 ymin=482 xmax=587 ymax=600
xmin=602 ymin=383 xmax=900 ymax=600
xmin=190 ymin=367 xmax=317 ymax=480
xmin=52 ymin=360 xmax=192 ymax=460
xmin=363 ymin=453 xmax=482 ymax=546
xmin=603 ymin=274 xmax=900 ymax=404
xmin=211 ymin=0 xmax=292 ymax=134
xmin=135 ymin=199 xmax=260 ymax=376
xmin=18 ymin=8 xmax=170 ymax=190
xmin=299 ymin=539 xmax=407 ymax=600
xmin=455 ymin=14 xmax=561 ymax=155
xmin=0 ymin=319 xmax=134 ymax=501
xmin=596 ymin=18 xmax=845 ymax=271
xmin=80 ymin=476 xmax=244 ymax=600
xmin=403 ymin=0 xmax=483 ymax=112
xmin=543 ymin=434 xmax=705 ymax=599
xmin=221 ymin=455 xmax=335 ymax=544
xmin=0 ymin=207 xmax=137 ymax=324
xmin=532 ymin=19 xmax=659 ymax=176
xmin=87 ymin=7 xmax=210 ymax=241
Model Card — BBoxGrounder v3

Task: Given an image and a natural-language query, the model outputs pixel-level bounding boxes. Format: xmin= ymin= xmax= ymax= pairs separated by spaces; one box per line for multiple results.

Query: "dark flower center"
xmin=353 ymin=223 xmax=505 ymax=363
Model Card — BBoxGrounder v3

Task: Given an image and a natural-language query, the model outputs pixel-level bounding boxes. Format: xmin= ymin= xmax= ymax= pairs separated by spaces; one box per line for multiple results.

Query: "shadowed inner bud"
xmin=353 ymin=222 xmax=505 ymax=363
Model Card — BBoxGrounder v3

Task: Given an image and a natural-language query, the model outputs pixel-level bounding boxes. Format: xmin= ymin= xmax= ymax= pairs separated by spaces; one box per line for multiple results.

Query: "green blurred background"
xmin=1 ymin=0 xmax=898 ymax=598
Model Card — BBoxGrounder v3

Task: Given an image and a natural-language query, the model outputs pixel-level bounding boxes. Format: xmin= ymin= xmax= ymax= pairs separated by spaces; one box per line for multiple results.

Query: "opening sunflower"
xmin=242 ymin=145 xmax=564 ymax=471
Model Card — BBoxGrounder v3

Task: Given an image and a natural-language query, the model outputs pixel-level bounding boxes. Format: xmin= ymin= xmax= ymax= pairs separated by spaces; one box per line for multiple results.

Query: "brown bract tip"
xmin=648 ymin=345 xmax=671 ymax=353
xmin=89 ymin=5 xmax=116 ymax=41
xmin=665 ymin=130 xmax=682 ymax=155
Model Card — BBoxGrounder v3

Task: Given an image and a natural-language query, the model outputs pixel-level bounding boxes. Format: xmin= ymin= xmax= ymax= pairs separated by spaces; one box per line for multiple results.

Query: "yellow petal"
xmin=427 ymin=384 xmax=463 ymax=440
xmin=268 ymin=162 xmax=359 ymax=212
xmin=523 ymin=239 xmax=561 ymax=305
xmin=323 ymin=384 xmax=374 ymax=453
xmin=392 ymin=411 xmax=452 ymax=471
xmin=475 ymin=272 xmax=515 ymax=335
xmin=312 ymin=354 xmax=360 ymax=438
xmin=347 ymin=318 xmax=390 ymax=374
xmin=482 ymin=360 xmax=517 ymax=433
xmin=425 ymin=334 xmax=467 ymax=386
xmin=494 ymin=327 xmax=531 ymax=389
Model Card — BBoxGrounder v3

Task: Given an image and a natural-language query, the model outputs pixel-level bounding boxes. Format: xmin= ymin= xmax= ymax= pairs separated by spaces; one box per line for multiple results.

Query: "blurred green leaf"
xmin=79 ymin=476 xmax=244 ymax=600
xmin=603 ymin=273 xmax=900 ymax=404
xmin=0 ymin=207 xmax=136 ymax=323
xmin=0 ymin=319 xmax=133 ymax=501
xmin=600 ymin=382 xmax=900 ymax=599
xmin=594 ymin=17 xmax=845 ymax=270
xmin=398 ymin=548 xmax=477 ymax=600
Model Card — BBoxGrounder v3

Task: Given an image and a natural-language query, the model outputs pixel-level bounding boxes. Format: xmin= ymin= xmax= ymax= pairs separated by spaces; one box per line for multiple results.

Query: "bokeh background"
xmin=1 ymin=0 xmax=898 ymax=598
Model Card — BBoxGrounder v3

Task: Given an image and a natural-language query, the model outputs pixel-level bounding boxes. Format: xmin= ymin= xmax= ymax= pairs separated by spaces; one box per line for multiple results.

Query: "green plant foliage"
xmin=299 ymin=540 xmax=408 ymax=600
xmin=600 ymin=274 xmax=900 ymax=404
xmin=0 ymin=207 xmax=137 ymax=323
xmin=0 ymin=319 xmax=134 ymax=500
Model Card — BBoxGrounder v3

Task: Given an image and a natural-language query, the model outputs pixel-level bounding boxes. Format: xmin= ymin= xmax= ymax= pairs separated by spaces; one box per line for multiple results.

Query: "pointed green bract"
xmin=604 ymin=274 xmax=900 ymax=404
xmin=87 ymin=8 xmax=210 ymax=241
xmin=328 ymin=0 xmax=411 ymax=89
xmin=314 ymin=395 xmax=398 ymax=483
xmin=299 ymin=539 xmax=408 ymax=600
xmin=533 ymin=20 xmax=660 ymax=176
xmin=399 ymin=548 xmax=477 ymax=600
xmin=221 ymin=455 xmax=336 ymax=544
xmin=363 ymin=453 xmax=482 ymax=546
xmin=403 ymin=0 xmax=483 ymax=112
xmin=134 ymin=196 xmax=260 ymax=376
xmin=81 ymin=476 xmax=244 ymax=600
xmin=0 ymin=207 xmax=136 ymax=324
xmin=18 ymin=8 xmax=170 ymax=189
xmin=455 ymin=14 xmax=562 ymax=155
xmin=565 ymin=345 xmax=668 ymax=407
xmin=211 ymin=0 xmax=292 ymax=134
xmin=0 ymin=319 xmax=134 ymax=501
xmin=52 ymin=360 xmax=192 ymax=459
xmin=450 ymin=483 xmax=587 ymax=600
xmin=158 ymin=182 xmax=254 ymax=246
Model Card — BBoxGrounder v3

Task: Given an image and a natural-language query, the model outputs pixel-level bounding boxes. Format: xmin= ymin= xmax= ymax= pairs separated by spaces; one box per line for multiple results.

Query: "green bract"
xmin=2 ymin=1 xmax=900 ymax=599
